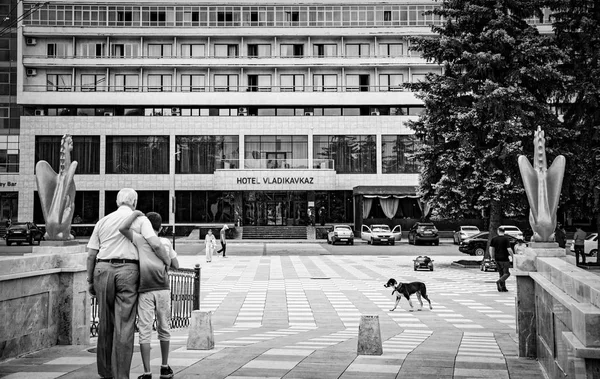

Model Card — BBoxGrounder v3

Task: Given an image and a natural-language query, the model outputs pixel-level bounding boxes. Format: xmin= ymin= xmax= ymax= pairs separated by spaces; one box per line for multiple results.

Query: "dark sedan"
xmin=5 ymin=222 xmax=44 ymax=246
xmin=458 ymin=231 xmax=517 ymax=256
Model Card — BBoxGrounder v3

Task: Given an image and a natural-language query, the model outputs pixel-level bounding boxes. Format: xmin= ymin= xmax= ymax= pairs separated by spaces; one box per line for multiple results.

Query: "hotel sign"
xmin=237 ymin=177 xmax=314 ymax=185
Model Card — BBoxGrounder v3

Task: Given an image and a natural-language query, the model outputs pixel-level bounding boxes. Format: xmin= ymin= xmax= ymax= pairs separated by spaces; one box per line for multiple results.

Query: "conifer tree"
xmin=408 ymin=0 xmax=566 ymax=249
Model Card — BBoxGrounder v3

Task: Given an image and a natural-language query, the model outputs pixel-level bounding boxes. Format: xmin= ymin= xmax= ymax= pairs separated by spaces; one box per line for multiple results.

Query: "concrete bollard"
xmin=187 ymin=311 xmax=214 ymax=350
xmin=357 ymin=315 xmax=383 ymax=355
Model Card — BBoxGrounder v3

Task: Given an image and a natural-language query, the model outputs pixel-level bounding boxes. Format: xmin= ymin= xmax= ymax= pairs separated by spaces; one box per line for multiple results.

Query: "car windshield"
xmin=372 ymin=226 xmax=390 ymax=232
xmin=586 ymin=234 xmax=597 ymax=240
xmin=8 ymin=223 xmax=28 ymax=230
xmin=462 ymin=227 xmax=479 ymax=231
xmin=418 ymin=225 xmax=435 ymax=230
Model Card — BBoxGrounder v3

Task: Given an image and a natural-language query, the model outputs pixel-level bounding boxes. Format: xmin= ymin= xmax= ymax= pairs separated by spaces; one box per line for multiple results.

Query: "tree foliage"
xmin=407 ymin=0 xmax=567 ymax=234
xmin=545 ymin=0 xmax=600 ymax=232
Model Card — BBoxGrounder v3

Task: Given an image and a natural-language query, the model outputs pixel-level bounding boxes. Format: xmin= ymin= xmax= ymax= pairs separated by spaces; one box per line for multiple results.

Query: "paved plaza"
xmin=0 ymin=244 xmax=544 ymax=378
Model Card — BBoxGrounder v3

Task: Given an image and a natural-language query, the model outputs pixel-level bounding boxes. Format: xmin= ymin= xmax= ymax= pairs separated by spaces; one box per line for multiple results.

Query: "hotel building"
xmin=8 ymin=1 xmax=551 ymax=236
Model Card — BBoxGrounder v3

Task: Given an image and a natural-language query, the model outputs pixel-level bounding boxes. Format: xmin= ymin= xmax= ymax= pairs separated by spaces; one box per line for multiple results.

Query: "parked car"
xmin=569 ymin=233 xmax=598 ymax=257
xmin=5 ymin=222 xmax=44 ymax=246
xmin=453 ymin=226 xmax=481 ymax=244
xmin=407 ymin=222 xmax=439 ymax=245
xmin=499 ymin=225 xmax=524 ymax=240
xmin=459 ymin=231 xmax=518 ymax=256
xmin=361 ymin=224 xmax=400 ymax=245
xmin=327 ymin=225 xmax=354 ymax=245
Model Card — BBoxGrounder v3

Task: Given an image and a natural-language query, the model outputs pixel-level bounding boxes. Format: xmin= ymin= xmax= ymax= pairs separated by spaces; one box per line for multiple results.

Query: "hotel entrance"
xmin=243 ymin=191 xmax=308 ymax=226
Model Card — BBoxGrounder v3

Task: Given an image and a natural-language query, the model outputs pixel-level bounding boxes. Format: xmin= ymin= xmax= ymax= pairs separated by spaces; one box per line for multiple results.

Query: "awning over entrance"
xmin=352 ymin=186 xmax=418 ymax=197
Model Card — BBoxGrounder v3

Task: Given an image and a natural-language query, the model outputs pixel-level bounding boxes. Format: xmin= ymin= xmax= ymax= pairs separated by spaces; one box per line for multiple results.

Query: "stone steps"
xmin=243 ymin=226 xmax=307 ymax=240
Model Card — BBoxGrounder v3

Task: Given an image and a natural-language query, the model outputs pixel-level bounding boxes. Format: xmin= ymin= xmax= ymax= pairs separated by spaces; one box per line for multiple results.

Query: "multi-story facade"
xmin=12 ymin=1 xmax=551 ymax=232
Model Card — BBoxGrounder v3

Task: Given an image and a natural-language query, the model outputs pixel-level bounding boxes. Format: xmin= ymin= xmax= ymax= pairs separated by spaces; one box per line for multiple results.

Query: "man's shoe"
xmin=496 ymin=281 xmax=503 ymax=292
xmin=137 ymin=374 xmax=152 ymax=379
xmin=160 ymin=365 xmax=174 ymax=379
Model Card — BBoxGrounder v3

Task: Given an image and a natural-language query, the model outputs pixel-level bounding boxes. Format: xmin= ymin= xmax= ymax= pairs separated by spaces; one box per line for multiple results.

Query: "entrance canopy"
xmin=352 ymin=186 xmax=418 ymax=198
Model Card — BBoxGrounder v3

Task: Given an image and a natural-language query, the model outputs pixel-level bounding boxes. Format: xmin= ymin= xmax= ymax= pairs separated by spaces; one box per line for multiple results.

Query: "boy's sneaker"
xmin=160 ymin=366 xmax=174 ymax=379
xmin=137 ymin=374 xmax=152 ymax=379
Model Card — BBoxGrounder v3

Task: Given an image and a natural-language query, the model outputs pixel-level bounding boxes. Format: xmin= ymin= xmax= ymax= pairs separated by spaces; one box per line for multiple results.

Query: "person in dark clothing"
xmin=319 ymin=207 xmax=325 ymax=226
xmin=555 ymin=223 xmax=566 ymax=248
xmin=490 ymin=227 xmax=515 ymax=292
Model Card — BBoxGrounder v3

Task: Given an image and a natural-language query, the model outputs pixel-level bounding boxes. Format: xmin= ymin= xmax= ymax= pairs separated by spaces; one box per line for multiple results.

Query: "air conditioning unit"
xmin=34 ymin=109 xmax=45 ymax=116
xmin=26 ymin=68 xmax=37 ymax=76
xmin=103 ymin=112 xmax=113 ymax=116
xmin=304 ymin=112 xmax=314 ymax=116
xmin=370 ymin=108 xmax=380 ymax=116
xmin=171 ymin=107 xmax=181 ymax=116
xmin=25 ymin=37 xmax=37 ymax=46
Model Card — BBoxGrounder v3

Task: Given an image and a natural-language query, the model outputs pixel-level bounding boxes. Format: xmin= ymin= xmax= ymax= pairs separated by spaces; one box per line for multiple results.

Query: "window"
xmin=247 ymin=44 xmax=271 ymax=57
xmin=280 ymin=44 xmax=304 ymax=57
xmin=80 ymin=43 xmax=104 ymax=57
xmin=0 ymin=135 xmax=19 ymax=173
xmin=384 ymin=10 xmax=392 ymax=21
xmin=313 ymin=74 xmax=337 ymax=92
xmin=345 ymin=44 xmax=370 ymax=57
xmin=105 ymin=191 xmax=169 ymax=220
xmin=111 ymin=43 xmax=139 ymax=58
xmin=181 ymin=44 xmax=204 ymax=57
xmin=247 ymin=75 xmax=271 ymax=92
xmin=213 ymin=74 xmax=239 ymax=92
xmin=313 ymin=44 xmax=337 ymax=57
xmin=47 ymin=43 xmax=68 ymax=57
xmin=176 ymin=136 xmax=239 ymax=173
xmin=46 ymin=74 xmax=72 ymax=92
xmin=81 ymin=74 xmax=106 ymax=92
xmin=345 ymin=74 xmax=370 ymax=92
xmin=214 ymin=44 xmax=239 ymax=57
xmin=286 ymin=11 xmax=300 ymax=24
xmin=148 ymin=44 xmax=172 ymax=58
xmin=106 ymin=136 xmax=169 ymax=174
xmin=382 ymin=135 xmax=422 ymax=173
xmin=35 ymin=136 xmax=100 ymax=174
xmin=280 ymin=74 xmax=304 ymax=92
xmin=379 ymin=74 xmax=404 ymax=91
xmin=412 ymin=74 xmax=427 ymax=83
xmin=182 ymin=10 xmax=200 ymax=24
xmin=379 ymin=43 xmax=403 ymax=57
xmin=313 ymin=135 xmax=376 ymax=173
xmin=147 ymin=74 xmax=172 ymax=92
xmin=113 ymin=74 xmax=139 ymax=92
xmin=245 ymin=135 xmax=308 ymax=169
xmin=217 ymin=11 xmax=234 ymax=25
xmin=117 ymin=10 xmax=133 ymax=22
xmin=181 ymin=74 xmax=205 ymax=92
xmin=150 ymin=11 xmax=166 ymax=24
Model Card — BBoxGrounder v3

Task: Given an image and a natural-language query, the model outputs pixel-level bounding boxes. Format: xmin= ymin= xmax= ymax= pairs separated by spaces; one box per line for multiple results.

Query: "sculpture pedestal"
xmin=515 ymin=244 xmax=566 ymax=358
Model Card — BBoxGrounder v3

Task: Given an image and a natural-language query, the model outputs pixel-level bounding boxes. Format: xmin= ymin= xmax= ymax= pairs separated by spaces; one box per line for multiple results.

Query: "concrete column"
xmin=516 ymin=274 xmax=536 ymax=358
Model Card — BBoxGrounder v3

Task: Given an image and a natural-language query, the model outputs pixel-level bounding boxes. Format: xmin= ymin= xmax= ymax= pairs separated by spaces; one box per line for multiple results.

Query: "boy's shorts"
xmin=137 ymin=289 xmax=171 ymax=344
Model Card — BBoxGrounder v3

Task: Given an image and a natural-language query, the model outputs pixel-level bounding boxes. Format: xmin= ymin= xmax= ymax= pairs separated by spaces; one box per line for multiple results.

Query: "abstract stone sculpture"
xmin=36 ymin=134 xmax=77 ymax=240
xmin=518 ymin=126 xmax=565 ymax=242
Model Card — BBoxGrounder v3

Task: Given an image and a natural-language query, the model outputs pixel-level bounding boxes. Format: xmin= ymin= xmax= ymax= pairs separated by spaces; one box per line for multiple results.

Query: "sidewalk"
xmin=0 ymin=255 xmax=545 ymax=379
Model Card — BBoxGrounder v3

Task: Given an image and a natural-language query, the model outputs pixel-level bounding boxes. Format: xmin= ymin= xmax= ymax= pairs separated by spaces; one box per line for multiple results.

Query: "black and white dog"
xmin=384 ymin=278 xmax=432 ymax=312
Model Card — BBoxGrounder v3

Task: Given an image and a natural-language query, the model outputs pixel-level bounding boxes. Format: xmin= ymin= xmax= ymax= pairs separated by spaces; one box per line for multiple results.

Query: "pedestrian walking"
xmin=205 ymin=229 xmax=216 ymax=262
xmin=573 ymin=226 xmax=587 ymax=266
xmin=555 ymin=223 xmax=566 ymax=248
xmin=119 ymin=211 xmax=178 ymax=379
xmin=86 ymin=188 xmax=166 ymax=379
xmin=490 ymin=226 xmax=515 ymax=292
xmin=216 ymin=224 xmax=229 ymax=258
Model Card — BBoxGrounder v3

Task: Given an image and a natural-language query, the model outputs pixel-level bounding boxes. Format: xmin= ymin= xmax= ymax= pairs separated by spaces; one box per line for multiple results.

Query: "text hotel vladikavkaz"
xmin=237 ymin=177 xmax=315 ymax=185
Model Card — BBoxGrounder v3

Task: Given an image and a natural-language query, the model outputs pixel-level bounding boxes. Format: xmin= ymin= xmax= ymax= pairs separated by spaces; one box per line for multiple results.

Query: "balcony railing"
xmin=24 ymin=53 xmax=419 ymax=60
xmin=215 ymin=158 xmax=335 ymax=170
xmin=23 ymin=84 xmax=411 ymax=93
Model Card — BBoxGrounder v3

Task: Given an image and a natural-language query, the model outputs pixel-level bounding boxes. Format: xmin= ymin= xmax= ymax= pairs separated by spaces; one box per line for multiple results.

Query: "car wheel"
xmin=590 ymin=249 xmax=598 ymax=258
xmin=434 ymin=241 xmax=439 ymax=246
xmin=350 ymin=240 xmax=354 ymax=245
xmin=5 ymin=240 xmax=10 ymax=246
xmin=332 ymin=239 xmax=336 ymax=245
xmin=475 ymin=247 xmax=485 ymax=256
xmin=414 ymin=266 xmax=417 ymax=271
xmin=481 ymin=265 xmax=484 ymax=271
xmin=390 ymin=241 xmax=395 ymax=246
xmin=17 ymin=241 xmax=22 ymax=246
xmin=430 ymin=267 xmax=434 ymax=271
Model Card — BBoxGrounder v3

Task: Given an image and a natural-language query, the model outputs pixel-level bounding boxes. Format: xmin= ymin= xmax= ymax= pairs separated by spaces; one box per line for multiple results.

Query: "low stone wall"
xmin=516 ymin=247 xmax=600 ymax=379
xmin=0 ymin=244 xmax=90 ymax=361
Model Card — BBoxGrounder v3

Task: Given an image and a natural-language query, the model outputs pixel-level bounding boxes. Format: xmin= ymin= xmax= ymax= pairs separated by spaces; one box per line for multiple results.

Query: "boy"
xmin=120 ymin=211 xmax=179 ymax=379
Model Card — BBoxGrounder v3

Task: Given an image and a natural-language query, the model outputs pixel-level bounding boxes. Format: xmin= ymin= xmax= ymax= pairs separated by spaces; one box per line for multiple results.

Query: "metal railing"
xmin=24 ymin=84 xmax=410 ymax=93
xmin=90 ymin=265 xmax=200 ymax=338
xmin=24 ymin=53 xmax=417 ymax=60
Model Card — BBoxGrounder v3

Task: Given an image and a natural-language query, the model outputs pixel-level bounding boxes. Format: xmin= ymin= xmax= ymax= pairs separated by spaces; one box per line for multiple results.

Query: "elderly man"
xmin=86 ymin=188 xmax=165 ymax=379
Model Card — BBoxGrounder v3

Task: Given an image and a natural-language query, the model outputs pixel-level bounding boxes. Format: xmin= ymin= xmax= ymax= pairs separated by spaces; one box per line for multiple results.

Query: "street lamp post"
xmin=173 ymin=147 xmax=181 ymax=249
